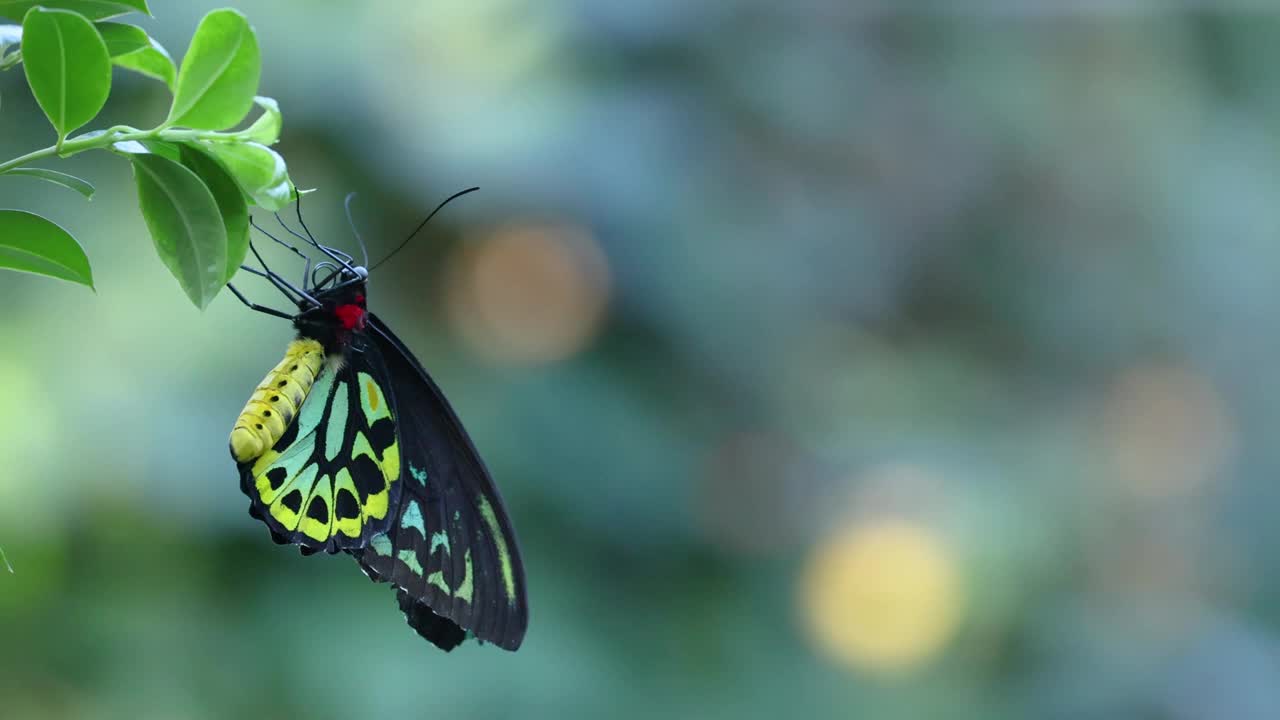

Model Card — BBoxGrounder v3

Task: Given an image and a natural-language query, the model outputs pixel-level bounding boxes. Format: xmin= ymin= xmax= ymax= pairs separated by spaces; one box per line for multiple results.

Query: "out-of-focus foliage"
xmin=4 ymin=2 xmax=1280 ymax=719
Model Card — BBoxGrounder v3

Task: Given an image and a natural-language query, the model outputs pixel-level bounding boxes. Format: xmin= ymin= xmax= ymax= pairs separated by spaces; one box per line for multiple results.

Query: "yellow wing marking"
xmin=268 ymin=464 xmax=318 ymax=531
xmin=252 ymin=433 xmax=315 ymax=505
xmin=298 ymin=473 xmax=335 ymax=542
xmin=358 ymin=372 xmax=392 ymax=422
xmin=351 ymin=431 xmax=391 ymax=521
xmin=333 ymin=468 xmax=363 ymax=538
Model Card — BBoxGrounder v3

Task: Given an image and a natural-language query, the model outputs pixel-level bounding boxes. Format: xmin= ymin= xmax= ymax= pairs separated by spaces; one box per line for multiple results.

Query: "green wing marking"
xmin=356 ymin=458 xmax=524 ymax=650
xmin=238 ymin=365 xmax=402 ymax=552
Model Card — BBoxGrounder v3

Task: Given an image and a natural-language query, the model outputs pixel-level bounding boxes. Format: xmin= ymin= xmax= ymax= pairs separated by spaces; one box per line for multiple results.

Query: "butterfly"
xmin=225 ymin=190 xmax=527 ymax=651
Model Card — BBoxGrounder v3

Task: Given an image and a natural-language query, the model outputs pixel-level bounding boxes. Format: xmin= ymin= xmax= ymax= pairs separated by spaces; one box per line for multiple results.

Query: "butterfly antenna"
xmin=344 ymin=192 xmax=370 ymax=268
xmin=286 ymin=190 xmax=362 ymax=276
xmin=295 ymin=190 xmax=354 ymax=265
xmin=370 ymin=186 xmax=479 ymax=272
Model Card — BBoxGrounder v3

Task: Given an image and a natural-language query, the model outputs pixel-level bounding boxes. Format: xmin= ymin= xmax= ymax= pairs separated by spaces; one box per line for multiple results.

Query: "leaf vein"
xmin=175 ymin=24 xmax=242 ymax=122
xmin=136 ymin=160 xmax=215 ymax=304
xmin=0 ymin=243 xmax=87 ymax=281
xmin=51 ymin=16 xmax=66 ymax=133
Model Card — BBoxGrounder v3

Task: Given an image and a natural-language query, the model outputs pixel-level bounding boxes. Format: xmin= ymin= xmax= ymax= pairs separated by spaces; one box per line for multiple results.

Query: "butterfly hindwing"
xmin=238 ymin=356 xmax=403 ymax=553
xmin=352 ymin=314 xmax=528 ymax=651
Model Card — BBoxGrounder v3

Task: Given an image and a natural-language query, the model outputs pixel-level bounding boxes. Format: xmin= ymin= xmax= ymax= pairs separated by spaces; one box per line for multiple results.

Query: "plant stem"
xmin=0 ymin=125 xmax=251 ymax=175
xmin=0 ymin=126 xmax=141 ymax=173
xmin=0 ymin=143 xmax=61 ymax=174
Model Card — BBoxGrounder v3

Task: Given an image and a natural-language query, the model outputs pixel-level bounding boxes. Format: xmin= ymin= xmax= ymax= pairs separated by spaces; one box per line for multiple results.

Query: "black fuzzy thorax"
xmin=291 ymin=281 xmax=366 ymax=354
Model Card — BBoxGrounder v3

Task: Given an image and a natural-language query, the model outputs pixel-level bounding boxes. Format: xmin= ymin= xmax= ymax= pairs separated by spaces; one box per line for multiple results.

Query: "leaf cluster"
xmin=0 ymin=2 xmax=297 ymax=308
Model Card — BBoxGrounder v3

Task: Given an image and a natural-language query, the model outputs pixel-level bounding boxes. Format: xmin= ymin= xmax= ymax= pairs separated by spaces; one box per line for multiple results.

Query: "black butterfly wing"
xmin=352 ymin=313 xmax=529 ymax=651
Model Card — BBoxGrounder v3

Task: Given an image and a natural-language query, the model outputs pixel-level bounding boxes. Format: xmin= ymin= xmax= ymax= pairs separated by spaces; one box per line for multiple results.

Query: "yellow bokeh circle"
xmin=800 ymin=519 xmax=964 ymax=673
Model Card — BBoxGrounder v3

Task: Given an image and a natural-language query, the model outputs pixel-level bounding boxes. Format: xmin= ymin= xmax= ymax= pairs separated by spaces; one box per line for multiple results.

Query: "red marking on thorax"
xmin=335 ymin=304 xmax=366 ymax=330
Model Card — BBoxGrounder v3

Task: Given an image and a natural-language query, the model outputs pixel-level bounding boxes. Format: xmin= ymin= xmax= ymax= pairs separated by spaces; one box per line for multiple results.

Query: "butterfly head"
xmin=294 ymin=277 xmax=369 ymax=351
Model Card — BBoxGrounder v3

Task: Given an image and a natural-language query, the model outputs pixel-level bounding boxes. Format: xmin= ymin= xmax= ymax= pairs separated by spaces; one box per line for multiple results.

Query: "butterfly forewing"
xmin=353 ymin=315 xmax=528 ymax=651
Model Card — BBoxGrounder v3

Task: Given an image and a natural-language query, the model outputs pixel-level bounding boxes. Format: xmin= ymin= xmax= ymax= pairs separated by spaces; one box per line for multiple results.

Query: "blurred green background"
xmin=5 ymin=2 xmax=1280 ymax=718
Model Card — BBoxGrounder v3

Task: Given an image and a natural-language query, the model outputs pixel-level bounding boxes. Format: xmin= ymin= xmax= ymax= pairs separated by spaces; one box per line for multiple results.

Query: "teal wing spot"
xmin=455 ymin=550 xmax=473 ymax=603
xmin=295 ymin=368 xmax=337 ymax=438
xmin=402 ymin=500 xmax=426 ymax=536
xmin=255 ymin=431 xmax=316 ymax=503
xmin=430 ymin=530 xmax=449 ymax=555
xmin=370 ymin=534 xmax=392 ymax=557
xmin=277 ymin=463 xmax=319 ymax=503
xmin=427 ymin=569 xmax=450 ymax=594
xmin=398 ymin=548 xmax=423 ymax=575
xmin=323 ymin=377 xmax=350 ymax=462
xmin=409 ymin=464 xmax=428 ymax=486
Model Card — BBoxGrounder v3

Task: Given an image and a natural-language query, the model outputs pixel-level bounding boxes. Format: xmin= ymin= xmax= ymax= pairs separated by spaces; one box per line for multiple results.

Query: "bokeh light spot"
xmin=446 ymin=222 xmax=611 ymax=365
xmin=1101 ymin=362 xmax=1234 ymax=498
xmin=800 ymin=519 xmax=964 ymax=674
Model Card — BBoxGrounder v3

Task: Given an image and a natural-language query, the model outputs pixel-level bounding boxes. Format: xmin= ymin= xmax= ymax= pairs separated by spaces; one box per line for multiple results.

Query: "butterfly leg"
xmin=250 ymin=217 xmax=312 ymax=291
xmin=246 ymin=240 xmax=320 ymax=307
xmin=226 ymin=282 xmax=295 ymax=320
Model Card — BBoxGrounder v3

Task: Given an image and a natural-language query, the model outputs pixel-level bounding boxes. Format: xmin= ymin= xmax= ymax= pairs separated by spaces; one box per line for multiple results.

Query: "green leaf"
xmin=2 ymin=167 xmax=95 ymax=198
xmin=242 ymin=95 xmax=281 ymax=145
xmin=97 ymin=21 xmax=174 ymax=89
xmin=21 ymin=7 xmax=110 ymax=139
xmin=130 ymin=153 xmax=228 ymax=308
xmin=166 ymin=9 xmax=259 ymax=130
xmin=0 ymin=1 xmax=149 ymax=22
xmin=0 ymin=209 xmax=94 ymax=288
xmin=195 ymin=141 xmax=293 ymax=211
xmin=95 ymin=19 xmax=142 ymax=54
xmin=112 ymin=138 xmax=181 ymax=162
xmin=180 ymin=145 xmax=248 ymax=284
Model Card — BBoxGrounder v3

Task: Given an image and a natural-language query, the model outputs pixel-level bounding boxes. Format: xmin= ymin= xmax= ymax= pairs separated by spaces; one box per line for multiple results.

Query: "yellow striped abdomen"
xmin=230 ymin=339 xmax=326 ymax=463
